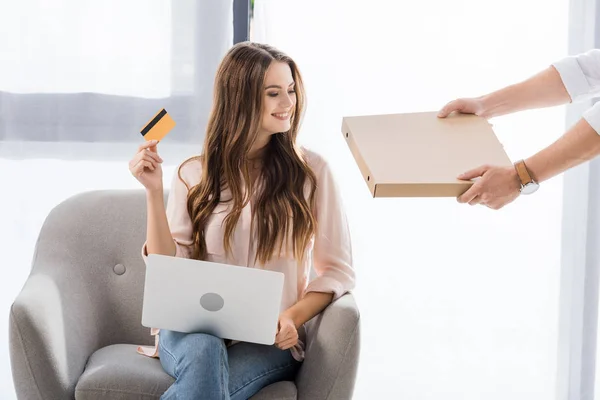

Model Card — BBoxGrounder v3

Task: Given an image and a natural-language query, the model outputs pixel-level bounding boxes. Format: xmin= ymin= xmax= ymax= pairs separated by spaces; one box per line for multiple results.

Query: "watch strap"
xmin=514 ymin=160 xmax=533 ymax=185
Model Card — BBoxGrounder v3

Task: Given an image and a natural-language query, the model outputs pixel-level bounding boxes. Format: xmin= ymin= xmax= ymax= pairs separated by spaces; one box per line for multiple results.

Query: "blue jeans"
xmin=158 ymin=330 xmax=302 ymax=400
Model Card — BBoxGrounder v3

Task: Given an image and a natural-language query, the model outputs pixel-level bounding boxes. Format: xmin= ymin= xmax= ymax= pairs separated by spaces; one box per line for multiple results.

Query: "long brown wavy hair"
xmin=180 ymin=42 xmax=317 ymax=264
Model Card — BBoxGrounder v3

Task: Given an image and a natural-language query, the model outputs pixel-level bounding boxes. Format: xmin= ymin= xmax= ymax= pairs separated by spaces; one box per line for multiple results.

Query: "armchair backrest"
xmin=31 ymin=189 xmax=161 ymax=347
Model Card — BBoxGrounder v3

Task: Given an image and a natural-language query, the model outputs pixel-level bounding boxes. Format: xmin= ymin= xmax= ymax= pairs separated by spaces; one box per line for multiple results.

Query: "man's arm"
xmin=438 ymin=66 xmax=571 ymax=119
xmin=456 ymin=118 xmax=600 ymax=210
xmin=525 ymin=118 xmax=600 ymax=183
xmin=440 ymin=49 xmax=600 ymax=120
xmin=478 ymin=66 xmax=572 ymax=118
xmin=439 ymin=49 xmax=600 ymax=210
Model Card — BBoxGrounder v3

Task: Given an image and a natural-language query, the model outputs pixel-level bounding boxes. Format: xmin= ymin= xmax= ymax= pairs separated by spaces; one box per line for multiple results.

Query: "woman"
xmin=129 ymin=42 xmax=355 ymax=400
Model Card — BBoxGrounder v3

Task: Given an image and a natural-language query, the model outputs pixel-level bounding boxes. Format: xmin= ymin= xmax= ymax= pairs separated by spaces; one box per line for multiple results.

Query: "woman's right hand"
xmin=129 ymin=140 xmax=164 ymax=193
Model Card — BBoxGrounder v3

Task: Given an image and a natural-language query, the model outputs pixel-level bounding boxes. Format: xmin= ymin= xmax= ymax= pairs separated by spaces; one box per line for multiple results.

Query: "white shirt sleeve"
xmin=552 ymin=49 xmax=600 ymax=102
xmin=552 ymin=49 xmax=600 ymax=134
xmin=582 ymin=101 xmax=600 ymax=134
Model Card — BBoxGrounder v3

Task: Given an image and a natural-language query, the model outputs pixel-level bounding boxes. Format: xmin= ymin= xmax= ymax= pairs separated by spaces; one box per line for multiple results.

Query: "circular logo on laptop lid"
xmin=200 ymin=293 xmax=224 ymax=312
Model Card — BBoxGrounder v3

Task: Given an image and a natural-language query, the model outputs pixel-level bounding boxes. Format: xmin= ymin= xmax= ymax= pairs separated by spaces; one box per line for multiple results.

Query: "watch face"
xmin=521 ymin=181 xmax=540 ymax=195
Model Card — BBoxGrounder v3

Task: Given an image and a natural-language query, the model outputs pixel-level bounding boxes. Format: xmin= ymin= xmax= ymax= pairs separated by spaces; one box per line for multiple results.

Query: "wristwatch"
xmin=514 ymin=160 xmax=539 ymax=195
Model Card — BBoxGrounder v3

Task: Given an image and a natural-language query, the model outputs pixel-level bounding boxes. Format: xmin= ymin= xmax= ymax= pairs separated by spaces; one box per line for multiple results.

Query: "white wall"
xmin=254 ymin=1 xmax=567 ymax=398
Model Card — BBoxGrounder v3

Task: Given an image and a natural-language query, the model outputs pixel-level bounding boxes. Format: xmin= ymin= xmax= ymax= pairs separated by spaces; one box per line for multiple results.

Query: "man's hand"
xmin=274 ymin=313 xmax=299 ymax=351
xmin=437 ymin=97 xmax=487 ymax=118
xmin=457 ymin=165 xmax=522 ymax=210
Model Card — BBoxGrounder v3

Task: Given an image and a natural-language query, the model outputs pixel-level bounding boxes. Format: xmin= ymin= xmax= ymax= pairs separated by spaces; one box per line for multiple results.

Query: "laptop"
xmin=141 ymin=254 xmax=285 ymax=345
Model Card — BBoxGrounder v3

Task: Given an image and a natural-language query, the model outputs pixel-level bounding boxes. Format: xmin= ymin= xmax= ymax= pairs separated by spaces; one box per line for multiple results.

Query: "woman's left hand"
xmin=275 ymin=313 xmax=298 ymax=350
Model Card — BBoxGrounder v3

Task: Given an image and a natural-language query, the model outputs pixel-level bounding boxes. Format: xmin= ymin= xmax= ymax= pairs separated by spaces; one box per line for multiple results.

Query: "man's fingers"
xmin=437 ymin=99 xmax=464 ymax=118
xmin=487 ymin=201 xmax=505 ymax=211
xmin=457 ymin=185 xmax=479 ymax=204
xmin=458 ymin=165 xmax=489 ymax=181
xmin=468 ymin=195 xmax=480 ymax=206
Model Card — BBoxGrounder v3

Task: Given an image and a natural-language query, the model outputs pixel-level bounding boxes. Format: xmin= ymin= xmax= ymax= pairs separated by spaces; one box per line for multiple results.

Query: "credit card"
xmin=140 ymin=108 xmax=175 ymax=142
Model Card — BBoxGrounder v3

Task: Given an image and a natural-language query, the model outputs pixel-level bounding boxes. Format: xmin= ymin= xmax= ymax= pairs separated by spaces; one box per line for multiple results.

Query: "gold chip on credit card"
xmin=140 ymin=108 xmax=175 ymax=142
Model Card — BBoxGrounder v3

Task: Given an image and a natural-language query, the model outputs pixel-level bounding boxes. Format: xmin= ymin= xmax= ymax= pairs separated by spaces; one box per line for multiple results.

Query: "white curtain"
xmin=0 ymin=0 xmax=232 ymax=155
xmin=253 ymin=0 xmax=568 ymax=399
xmin=0 ymin=1 xmax=233 ymax=398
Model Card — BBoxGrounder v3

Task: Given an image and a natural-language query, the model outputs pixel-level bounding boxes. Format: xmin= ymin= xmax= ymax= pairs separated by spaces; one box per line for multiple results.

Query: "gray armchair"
xmin=9 ymin=190 xmax=360 ymax=400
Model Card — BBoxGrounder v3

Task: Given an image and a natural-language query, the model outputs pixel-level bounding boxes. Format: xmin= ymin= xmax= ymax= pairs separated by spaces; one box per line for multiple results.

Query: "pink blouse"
xmin=137 ymin=148 xmax=355 ymax=361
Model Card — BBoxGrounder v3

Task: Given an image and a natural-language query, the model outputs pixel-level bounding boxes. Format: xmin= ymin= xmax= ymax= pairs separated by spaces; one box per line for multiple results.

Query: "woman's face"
xmin=259 ymin=61 xmax=296 ymax=137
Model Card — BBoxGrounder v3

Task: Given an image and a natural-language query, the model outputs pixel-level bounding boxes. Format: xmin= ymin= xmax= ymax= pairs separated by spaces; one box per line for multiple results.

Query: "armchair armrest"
xmin=296 ymin=293 xmax=361 ymax=400
xmin=10 ymin=271 xmax=103 ymax=400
